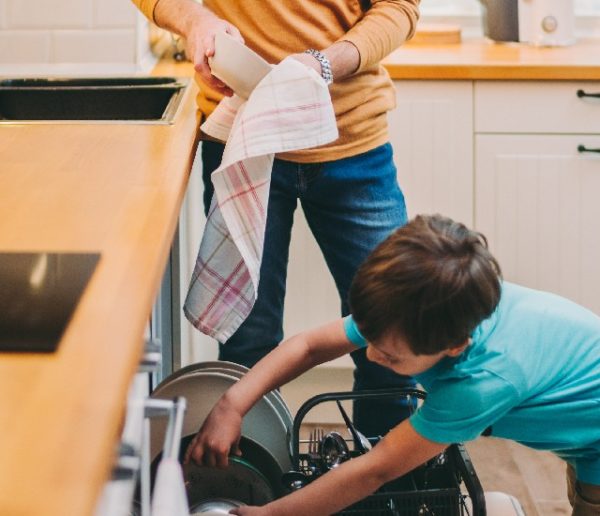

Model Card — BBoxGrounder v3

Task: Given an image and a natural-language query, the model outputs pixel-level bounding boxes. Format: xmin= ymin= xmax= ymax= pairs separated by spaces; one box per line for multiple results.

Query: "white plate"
xmin=150 ymin=370 xmax=292 ymax=473
xmin=209 ymin=32 xmax=273 ymax=100
xmin=159 ymin=361 xmax=293 ymax=432
xmin=189 ymin=362 xmax=294 ymax=431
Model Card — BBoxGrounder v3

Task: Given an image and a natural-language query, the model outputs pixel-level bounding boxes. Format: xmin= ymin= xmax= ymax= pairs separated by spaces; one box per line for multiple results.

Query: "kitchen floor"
xmin=300 ymin=424 xmax=572 ymax=515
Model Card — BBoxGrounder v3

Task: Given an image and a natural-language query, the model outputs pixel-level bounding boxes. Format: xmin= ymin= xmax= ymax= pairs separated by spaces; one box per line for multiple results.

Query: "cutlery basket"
xmin=288 ymin=388 xmax=485 ymax=515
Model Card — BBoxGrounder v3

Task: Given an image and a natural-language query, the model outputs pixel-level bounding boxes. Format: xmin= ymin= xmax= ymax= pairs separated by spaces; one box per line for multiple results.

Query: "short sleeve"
xmin=343 ymin=316 xmax=367 ymax=348
xmin=410 ymin=370 xmax=521 ymax=444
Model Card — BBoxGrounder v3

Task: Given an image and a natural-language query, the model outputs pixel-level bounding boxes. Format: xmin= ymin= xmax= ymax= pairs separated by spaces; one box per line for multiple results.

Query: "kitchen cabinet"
xmin=284 ymin=78 xmax=600 ymax=368
xmin=390 ymin=80 xmax=474 ymax=225
xmin=475 ymin=81 xmax=600 ymax=314
xmin=475 ymin=134 xmax=600 ymax=314
xmin=0 ymin=57 xmax=199 ymax=516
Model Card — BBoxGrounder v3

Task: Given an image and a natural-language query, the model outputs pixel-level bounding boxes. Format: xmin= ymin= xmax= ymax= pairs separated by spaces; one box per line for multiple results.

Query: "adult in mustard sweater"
xmin=133 ymin=0 xmax=421 ymax=438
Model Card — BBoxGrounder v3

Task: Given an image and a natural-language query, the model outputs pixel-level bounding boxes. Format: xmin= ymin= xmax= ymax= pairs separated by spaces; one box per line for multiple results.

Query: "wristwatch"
xmin=304 ymin=49 xmax=334 ymax=85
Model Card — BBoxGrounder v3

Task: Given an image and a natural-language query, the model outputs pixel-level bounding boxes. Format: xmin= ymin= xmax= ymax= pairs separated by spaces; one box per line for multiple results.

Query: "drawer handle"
xmin=578 ymin=145 xmax=600 ymax=154
xmin=576 ymin=89 xmax=600 ymax=99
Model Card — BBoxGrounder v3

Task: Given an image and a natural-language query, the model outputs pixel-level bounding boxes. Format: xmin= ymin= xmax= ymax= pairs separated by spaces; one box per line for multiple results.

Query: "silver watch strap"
xmin=304 ymin=49 xmax=333 ymax=85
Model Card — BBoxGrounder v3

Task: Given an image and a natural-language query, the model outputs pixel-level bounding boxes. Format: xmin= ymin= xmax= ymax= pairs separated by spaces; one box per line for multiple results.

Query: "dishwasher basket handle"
xmin=290 ymin=387 xmax=425 ymax=468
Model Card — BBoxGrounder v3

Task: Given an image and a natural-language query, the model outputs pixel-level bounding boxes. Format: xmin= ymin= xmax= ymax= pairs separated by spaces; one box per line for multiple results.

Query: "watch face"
xmin=0 ymin=252 xmax=100 ymax=352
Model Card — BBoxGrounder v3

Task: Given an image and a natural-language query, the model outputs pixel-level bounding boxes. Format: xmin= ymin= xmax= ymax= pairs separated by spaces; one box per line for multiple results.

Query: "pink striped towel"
xmin=184 ymin=58 xmax=338 ymax=342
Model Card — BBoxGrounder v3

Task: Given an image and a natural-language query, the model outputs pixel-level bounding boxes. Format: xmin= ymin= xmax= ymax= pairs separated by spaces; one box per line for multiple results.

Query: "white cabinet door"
xmin=476 ymin=134 xmax=600 ymax=315
xmin=389 ymin=81 xmax=474 ymax=225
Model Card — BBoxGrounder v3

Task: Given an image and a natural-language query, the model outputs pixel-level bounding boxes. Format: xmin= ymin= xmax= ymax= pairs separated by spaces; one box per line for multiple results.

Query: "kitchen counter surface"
xmin=384 ymin=37 xmax=600 ymax=80
xmin=1 ymin=35 xmax=599 ymax=516
xmin=0 ymin=59 xmax=198 ymax=516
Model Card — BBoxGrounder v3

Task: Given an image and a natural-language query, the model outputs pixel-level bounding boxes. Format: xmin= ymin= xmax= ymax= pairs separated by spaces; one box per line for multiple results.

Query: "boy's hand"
xmin=183 ymin=397 xmax=243 ymax=467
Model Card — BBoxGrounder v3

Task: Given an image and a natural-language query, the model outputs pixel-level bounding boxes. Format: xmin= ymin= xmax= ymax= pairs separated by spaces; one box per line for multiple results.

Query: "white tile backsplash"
xmin=52 ymin=29 xmax=136 ymax=63
xmin=0 ymin=30 xmax=50 ymax=63
xmin=94 ymin=0 xmax=138 ymax=28
xmin=0 ymin=0 xmax=155 ymax=74
xmin=0 ymin=0 xmax=598 ymax=74
xmin=7 ymin=0 xmax=92 ymax=29
xmin=0 ymin=1 xmax=7 ymax=29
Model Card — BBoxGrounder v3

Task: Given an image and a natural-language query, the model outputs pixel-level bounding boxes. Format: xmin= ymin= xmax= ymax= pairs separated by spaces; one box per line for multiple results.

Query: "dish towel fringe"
xmin=183 ymin=57 xmax=338 ymax=343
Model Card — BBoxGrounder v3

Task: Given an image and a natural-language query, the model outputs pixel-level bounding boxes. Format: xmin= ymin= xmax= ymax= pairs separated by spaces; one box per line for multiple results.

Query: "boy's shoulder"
xmin=477 ymin=281 xmax=600 ymax=344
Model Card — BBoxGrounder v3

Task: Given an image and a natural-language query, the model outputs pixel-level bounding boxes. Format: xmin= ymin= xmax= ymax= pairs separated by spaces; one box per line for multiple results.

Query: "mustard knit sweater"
xmin=133 ymin=0 xmax=420 ymax=162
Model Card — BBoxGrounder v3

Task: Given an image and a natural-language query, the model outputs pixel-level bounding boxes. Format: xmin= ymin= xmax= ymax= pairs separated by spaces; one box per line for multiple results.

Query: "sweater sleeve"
xmin=130 ymin=0 xmax=159 ymax=23
xmin=340 ymin=0 xmax=420 ymax=72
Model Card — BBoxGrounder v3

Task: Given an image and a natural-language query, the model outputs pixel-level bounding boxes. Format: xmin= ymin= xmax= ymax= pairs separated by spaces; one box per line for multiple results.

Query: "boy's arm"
xmin=185 ymin=319 xmax=357 ymax=466
xmin=233 ymin=420 xmax=447 ymax=516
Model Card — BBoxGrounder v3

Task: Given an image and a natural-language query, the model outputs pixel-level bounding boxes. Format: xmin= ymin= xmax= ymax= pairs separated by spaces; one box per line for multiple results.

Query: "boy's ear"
xmin=445 ymin=339 xmax=470 ymax=357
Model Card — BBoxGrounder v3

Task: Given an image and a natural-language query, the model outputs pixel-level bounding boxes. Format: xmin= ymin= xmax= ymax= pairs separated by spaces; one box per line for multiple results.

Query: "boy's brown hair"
xmin=349 ymin=214 xmax=502 ymax=355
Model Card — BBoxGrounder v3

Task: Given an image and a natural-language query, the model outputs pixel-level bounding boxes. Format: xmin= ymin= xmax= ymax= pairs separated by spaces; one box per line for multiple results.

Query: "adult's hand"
xmin=183 ymin=396 xmax=243 ymax=467
xmin=184 ymin=11 xmax=244 ymax=96
xmin=154 ymin=0 xmax=243 ymax=96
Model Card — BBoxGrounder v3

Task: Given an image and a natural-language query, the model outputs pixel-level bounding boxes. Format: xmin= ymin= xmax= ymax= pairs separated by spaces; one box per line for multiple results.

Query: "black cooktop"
xmin=0 ymin=252 xmax=100 ymax=352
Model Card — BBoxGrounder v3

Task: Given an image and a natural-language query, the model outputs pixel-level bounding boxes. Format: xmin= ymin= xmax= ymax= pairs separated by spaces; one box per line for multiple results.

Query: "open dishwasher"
xmin=286 ymin=387 xmax=486 ymax=516
xmin=143 ymin=363 xmax=519 ymax=515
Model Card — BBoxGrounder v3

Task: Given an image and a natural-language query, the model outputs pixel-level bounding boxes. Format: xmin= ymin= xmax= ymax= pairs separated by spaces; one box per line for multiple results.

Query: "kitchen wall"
xmin=422 ymin=0 xmax=600 ymax=37
xmin=0 ymin=0 xmax=155 ymax=75
xmin=1 ymin=0 xmax=599 ymax=77
xmin=424 ymin=0 xmax=600 ymax=16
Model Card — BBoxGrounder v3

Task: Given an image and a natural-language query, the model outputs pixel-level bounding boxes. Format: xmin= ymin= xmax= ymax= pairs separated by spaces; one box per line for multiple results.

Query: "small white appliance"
xmin=518 ymin=0 xmax=576 ymax=47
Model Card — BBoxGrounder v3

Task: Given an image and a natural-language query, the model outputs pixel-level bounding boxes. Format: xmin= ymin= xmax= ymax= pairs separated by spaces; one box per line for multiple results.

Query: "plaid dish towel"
xmin=184 ymin=57 xmax=338 ymax=342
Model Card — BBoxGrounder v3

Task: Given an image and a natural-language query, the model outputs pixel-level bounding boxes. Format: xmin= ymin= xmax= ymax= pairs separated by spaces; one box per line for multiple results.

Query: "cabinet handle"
xmin=576 ymin=89 xmax=600 ymax=99
xmin=577 ymin=145 xmax=600 ymax=154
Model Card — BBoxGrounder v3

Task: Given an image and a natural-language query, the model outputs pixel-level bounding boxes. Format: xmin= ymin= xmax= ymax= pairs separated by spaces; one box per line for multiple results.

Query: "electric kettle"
xmin=480 ymin=0 xmax=575 ymax=46
xmin=519 ymin=0 xmax=576 ymax=47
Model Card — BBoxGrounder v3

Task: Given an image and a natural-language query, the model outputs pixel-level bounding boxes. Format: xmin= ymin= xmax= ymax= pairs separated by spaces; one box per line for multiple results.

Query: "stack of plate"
xmin=149 ymin=361 xmax=294 ymax=509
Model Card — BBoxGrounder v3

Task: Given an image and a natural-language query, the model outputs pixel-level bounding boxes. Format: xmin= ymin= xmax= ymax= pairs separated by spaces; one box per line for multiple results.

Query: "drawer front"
xmin=475 ymin=81 xmax=600 ymax=134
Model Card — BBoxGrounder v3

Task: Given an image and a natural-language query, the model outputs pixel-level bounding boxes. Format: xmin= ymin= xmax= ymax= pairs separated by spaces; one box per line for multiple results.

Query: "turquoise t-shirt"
xmin=344 ymin=282 xmax=600 ymax=484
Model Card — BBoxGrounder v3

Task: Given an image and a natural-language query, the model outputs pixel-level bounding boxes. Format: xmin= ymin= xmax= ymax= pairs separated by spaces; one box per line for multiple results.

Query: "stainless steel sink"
xmin=0 ymin=76 xmax=189 ymax=124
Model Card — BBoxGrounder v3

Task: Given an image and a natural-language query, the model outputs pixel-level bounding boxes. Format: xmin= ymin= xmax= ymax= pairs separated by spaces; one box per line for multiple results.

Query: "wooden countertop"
xmin=1 ymin=36 xmax=599 ymax=516
xmin=0 ymin=59 xmax=198 ymax=516
xmin=384 ymin=37 xmax=600 ymax=80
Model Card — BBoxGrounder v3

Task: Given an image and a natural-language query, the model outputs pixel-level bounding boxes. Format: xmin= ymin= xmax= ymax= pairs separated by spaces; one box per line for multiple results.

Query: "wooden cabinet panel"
xmin=390 ymin=81 xmax=474 ymax=225
xmin=476 ymin=134 xmax=600 ymax=314
xmin=475 ymin=81 xmax=600 ymax=135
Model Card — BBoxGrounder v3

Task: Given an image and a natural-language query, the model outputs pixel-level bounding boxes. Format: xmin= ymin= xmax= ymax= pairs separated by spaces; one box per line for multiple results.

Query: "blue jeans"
xmin=201 ymin=140 xmax=416 ymax=437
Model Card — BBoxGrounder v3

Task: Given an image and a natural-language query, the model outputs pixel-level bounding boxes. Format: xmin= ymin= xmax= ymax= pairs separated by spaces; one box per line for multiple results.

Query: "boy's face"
xmin=366 ymin=333 xmax=468 ymax=376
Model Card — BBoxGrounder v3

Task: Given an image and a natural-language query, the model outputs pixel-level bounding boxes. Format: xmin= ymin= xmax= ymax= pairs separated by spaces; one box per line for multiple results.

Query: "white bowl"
xmin=209 ymin=32 xmax=272 ymax=100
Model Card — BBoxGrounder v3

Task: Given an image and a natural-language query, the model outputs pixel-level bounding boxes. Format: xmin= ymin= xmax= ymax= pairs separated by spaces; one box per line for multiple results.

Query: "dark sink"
xmin=0 ymin=76 xmax=189 ymax=124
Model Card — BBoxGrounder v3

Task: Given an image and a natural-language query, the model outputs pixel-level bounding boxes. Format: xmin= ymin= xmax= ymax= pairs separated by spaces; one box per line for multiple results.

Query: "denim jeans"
xmin=567 ymin=464 xmax=600 ymax=516
xmin=201 ymin=140 xmax=416 ymax=437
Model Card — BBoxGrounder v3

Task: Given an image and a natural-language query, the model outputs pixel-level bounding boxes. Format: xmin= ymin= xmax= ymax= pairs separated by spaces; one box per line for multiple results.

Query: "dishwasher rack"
xmin=288 ymin=388 xmax=486 ymax=516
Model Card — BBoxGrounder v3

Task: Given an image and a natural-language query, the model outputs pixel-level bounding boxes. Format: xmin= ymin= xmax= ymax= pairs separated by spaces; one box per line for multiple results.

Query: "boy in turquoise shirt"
xmin=185 ymin=214 xmax=600 ymax=516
